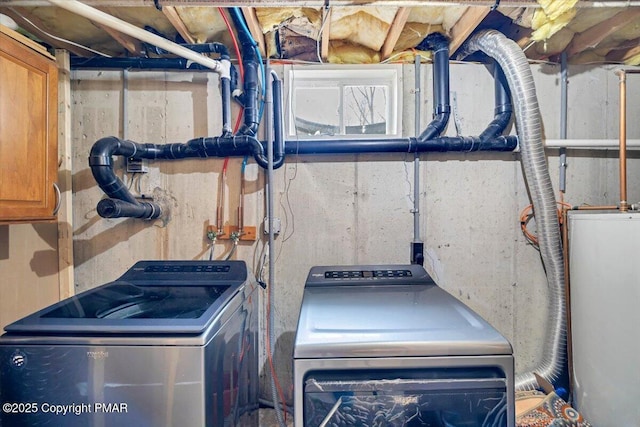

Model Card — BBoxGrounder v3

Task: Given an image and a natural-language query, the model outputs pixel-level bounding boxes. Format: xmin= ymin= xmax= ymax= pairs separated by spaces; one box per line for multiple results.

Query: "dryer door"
xmin=303 ymin=368 xmax=509 ymax=427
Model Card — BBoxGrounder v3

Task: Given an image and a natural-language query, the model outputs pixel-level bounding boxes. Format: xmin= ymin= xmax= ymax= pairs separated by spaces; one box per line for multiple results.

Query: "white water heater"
xmin=568 ymin=211 xmax=640 ymax=427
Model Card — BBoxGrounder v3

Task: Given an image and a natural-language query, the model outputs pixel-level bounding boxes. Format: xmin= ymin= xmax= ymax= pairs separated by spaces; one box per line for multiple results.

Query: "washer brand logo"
xmin=10 ymin=350 xmax=27 ymax=369
xmin=87 ymin=351 xmax=109 ymax=360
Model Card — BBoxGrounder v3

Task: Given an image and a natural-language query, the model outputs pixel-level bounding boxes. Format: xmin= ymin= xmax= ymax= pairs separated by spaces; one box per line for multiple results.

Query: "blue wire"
xmin=241 ymin=155 xmax=248 ymax=173
xmin=232 ymin=7 xmax=266 ymax=122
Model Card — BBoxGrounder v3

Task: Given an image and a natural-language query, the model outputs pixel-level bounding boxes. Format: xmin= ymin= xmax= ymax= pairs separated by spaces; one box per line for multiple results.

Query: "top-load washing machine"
xmin=294 ymin=264 xmax=514 ymax=427
xmin=0 ymin=260 xmax=258 ymax=427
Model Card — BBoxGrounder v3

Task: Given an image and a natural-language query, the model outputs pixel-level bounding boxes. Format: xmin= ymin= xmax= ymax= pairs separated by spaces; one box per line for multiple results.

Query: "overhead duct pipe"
xmin=459 ymin=29 xmax=566 ymax=391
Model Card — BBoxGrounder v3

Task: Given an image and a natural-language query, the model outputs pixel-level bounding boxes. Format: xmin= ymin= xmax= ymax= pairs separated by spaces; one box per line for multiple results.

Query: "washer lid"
xmin=3 ymin=261 xmax=248 ymax=335
xmin=294 ymin=283 xmax=512 ymax=359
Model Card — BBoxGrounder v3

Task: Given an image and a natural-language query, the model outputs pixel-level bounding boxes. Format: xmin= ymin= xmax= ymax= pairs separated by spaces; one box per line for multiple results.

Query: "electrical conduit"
xmin=265 ymin=67 xmax=287 ymax=427
xmin=459 ymin=29 xmax=566 ymax=391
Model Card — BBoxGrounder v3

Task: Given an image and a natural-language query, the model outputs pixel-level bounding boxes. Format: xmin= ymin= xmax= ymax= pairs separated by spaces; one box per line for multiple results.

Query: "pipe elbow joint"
xmin=218 ymin=58 xmax=232 ymax=81
xmin=97 ymin=198 xmax=162 ymax=220
xmin=89 ymin=136 xmax=123 ymax=166
xmin=416 ymin=32 xmax=450 ymax=53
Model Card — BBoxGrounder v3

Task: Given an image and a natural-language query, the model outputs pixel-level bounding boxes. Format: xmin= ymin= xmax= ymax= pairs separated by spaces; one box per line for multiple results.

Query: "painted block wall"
xmin=70 ymin=63 xmax=640 ymax=404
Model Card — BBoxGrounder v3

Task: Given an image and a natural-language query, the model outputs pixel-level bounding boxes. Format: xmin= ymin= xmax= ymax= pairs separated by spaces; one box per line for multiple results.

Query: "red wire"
xmin=222 ymin=157 xmax=230 ymax=175
xmin=218 ymin=7 xmax=288 ymax=420
xmin=218 ymin=7 xmax=244 ymax=80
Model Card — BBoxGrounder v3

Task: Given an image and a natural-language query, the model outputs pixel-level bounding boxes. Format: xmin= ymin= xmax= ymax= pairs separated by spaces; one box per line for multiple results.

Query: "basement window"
xmin=286 ymin=65 xmax=401 ymax=139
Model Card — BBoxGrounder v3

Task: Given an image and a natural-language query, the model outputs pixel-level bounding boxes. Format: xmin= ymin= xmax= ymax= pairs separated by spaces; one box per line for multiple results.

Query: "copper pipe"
xmin=561 ymin=206 xmax=574 ymax=395
xmin=573 ymin=205 xmax=619 ymax=210
xmin=238 ymin=179 xmax=245 ymax=235
xmin=616 ymin=69 xmax=629 ymax=212
xmin=217 ymin=172 xmax=227 ymax=234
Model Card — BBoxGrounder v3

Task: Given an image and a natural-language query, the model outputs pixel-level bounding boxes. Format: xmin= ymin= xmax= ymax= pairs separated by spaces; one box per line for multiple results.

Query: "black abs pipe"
xmin=237 ymin=60 xmax=260 ymax=136
xmin=72 ymin=41 xmax=233 ymax=70
xmin=480 ymin=62 xmax=512 ymax=141
xmin=97 ymin=198 xmax=160 ymax=219
xmin=89 ymin=75 xmax=286 ymax=219
xmin=90 ymin=137 xmax=162 ymax=219
xmin=282 ymin=135 xmax=517 ymax=155
xmin=71 ymin=57 xmax=215 ymax=70
xmin=156 ymin=42 xmax=230 ymax=59
xmin=88 ymin=30 xmax=519 ymax=220
xmin=417 ymin=33 xmax=451 ymax=143
xmin=221 ymin=76 xmax=233 ymax=136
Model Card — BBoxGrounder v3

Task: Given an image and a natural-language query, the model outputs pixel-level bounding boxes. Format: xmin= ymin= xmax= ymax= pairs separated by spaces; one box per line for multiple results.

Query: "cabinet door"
xmin=0 ymin=31 xmax=58 ymax=222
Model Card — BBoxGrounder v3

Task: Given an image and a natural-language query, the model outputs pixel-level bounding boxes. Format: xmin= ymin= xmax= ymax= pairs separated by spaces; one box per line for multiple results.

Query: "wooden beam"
xmin=240 ymin=7 xmax=266 ymax=57
xmin=93 ymin=22 xmax=141 ymax=54
xmin=0 ymin=0 xmax=545 ymax=5
xmin=55 ymin=49 xmax=75 ymax=300
xmin=3 ymin=7 xmax=96 ymax=57
xmin=448 ymin=6 xmax=491 ymax=56
xmin=162 ymin=5 xmax=195 ymax=44
xmin=381 ymin=7 xmax=410 ymax=60
xmin=567 ymin=9 xmax=640 ymax=57
xmin=321 ymin=6 xmax=331 ymax=61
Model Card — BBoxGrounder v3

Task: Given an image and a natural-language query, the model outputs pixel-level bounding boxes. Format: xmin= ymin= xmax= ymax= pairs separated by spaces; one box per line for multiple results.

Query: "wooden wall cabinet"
xmin=0 ymin=27 xmax=58 ymax=223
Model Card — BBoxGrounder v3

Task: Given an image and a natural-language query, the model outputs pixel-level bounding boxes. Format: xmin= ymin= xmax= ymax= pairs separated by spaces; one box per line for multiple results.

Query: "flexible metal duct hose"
xmin=461 ymin=30 xmax=566 ymax=391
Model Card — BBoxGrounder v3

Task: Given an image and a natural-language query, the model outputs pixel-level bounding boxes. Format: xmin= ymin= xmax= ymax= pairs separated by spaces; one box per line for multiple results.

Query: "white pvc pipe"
xmin=545 ymin=139 xmax=640 ymax=149
xmin=46 ymin=0 xmax=230 ymax=78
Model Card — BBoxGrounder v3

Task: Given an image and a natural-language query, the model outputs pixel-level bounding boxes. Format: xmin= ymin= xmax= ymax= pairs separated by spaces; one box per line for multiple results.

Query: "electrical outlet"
xmin=126 ymin=157 xmax=148 ymax=173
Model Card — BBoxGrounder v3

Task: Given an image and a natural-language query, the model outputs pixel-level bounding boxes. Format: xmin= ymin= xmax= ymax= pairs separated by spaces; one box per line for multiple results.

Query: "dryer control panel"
xmin=305 ymin=264 xmax=435 ymax=286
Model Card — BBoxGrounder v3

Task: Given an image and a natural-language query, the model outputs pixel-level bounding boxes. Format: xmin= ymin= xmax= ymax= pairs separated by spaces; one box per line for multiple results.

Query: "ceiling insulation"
xmin=0 ymin=1 xmax=639 ymax=66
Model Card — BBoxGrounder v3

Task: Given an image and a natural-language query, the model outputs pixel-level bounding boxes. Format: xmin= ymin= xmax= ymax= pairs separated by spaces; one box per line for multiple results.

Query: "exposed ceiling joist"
xmin=321 ymin=6 xmax=331 ymax=61
xmin=3 ymin=7 xmax=95 ymax=56
xmin=240 ymin=7 xmax=266 ymax=57
xmin=162 ymin=5 xmax=195 ymax=44
xmin=448 ymin=6 xmax=491 ymax=56
xmin=381 ymin=6 xmax=409 ymax=60
xmin=93 ymin=22 xmax=141 ymax=54
xmin=567 ymin=8 xmax=640 ymax=56
xmin=0 ymin=1 xmax=545 ymax=6
xmin=2 ymin=1 xmax=640 ymax=66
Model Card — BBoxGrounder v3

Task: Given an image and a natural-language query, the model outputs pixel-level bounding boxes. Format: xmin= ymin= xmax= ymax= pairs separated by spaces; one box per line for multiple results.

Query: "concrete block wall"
xmin=71 ymin=63 xmax=640 ymax=405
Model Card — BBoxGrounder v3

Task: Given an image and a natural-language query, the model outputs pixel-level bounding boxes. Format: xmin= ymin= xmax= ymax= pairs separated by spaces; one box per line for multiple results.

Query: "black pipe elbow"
xmin=479 ymin=112 xmax=512 ymax=141
xmin=485 ymin=135 xmax=518 ymax=151
xmin=417 ymin=32 xmax=450 ymax=53
xmin=416 ymin=32 xmax=451 ymax=143
xmin=418 ymin=114 xmax=448 ymax=143
xmin=89 ymin=136 xmax=122 ymax=167
xmin=97 ymin=198 xmax=162 ymax=220
xmin=91 ymin=165 xmax=139 ymax=205
xmin=480 ymin=62 xmax=513 ymax=141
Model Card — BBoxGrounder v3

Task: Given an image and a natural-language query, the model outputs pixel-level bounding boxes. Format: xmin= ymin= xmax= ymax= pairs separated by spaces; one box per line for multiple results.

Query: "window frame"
xmin=285 ymin=64 xmax=402 ymax=140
